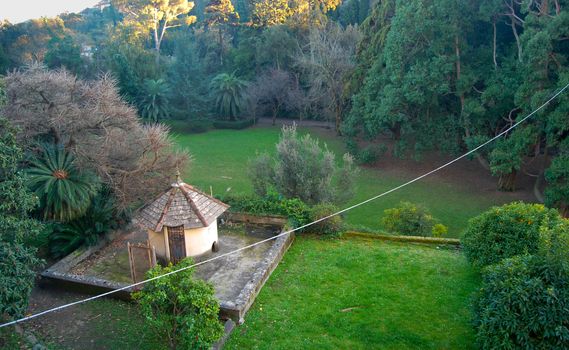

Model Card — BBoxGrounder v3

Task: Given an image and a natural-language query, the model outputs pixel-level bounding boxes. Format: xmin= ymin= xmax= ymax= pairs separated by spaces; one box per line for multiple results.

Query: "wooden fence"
xmin=127 ymin=240 xmax=157 ymax=285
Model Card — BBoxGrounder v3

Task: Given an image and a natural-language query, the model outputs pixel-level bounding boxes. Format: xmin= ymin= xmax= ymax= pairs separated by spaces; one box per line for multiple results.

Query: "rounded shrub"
xmin=219 ymin=192 xmax=310 ymax=228
xmin=381 ymin=201 xmax=437 ymax=236
xmin=431 ymin=223 xmax=448 ymax=237
xmin=462 ymin=202 xmax=561 ymax=267
xmin=134 ymin=258 xmax=224 ymax=349
xmin=474 ymin=248 xmax=569 ymax=349
xmin=308 ymin=203 xmax=343 ymax=236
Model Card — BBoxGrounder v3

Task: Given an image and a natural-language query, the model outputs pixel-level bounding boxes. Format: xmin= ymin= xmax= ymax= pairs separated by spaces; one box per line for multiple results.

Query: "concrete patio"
xmin=41 ymin=217 xmax=293 ymax=322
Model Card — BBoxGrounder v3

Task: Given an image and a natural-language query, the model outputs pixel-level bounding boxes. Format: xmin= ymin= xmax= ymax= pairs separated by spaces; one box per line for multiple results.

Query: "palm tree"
xmin=140 ymin=78 xmax=171 ymax=123
xmin=210 ymin=72 xmax=248 ymax=121
xmin=27 ymin=144 xmax=100 ymax=222
xmin=49 ymin=192 xmax=116 ymax=258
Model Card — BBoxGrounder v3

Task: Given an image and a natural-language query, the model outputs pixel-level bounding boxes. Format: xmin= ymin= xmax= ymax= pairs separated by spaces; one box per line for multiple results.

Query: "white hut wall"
xmin=148 ymin=228 xmax=168 ymax=260
xmin=184 ymin=220 xmax=219 ymax=256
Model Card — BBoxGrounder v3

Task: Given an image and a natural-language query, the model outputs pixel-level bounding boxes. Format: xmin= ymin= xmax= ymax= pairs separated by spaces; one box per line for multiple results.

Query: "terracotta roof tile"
xmin=135 ymin=181 xmax=229 ymax=231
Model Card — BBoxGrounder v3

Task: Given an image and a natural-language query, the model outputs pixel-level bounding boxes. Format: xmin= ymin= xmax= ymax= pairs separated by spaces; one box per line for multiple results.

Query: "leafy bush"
xmin=220 ymin=191 xmax=311 ymax=228
xmin=49 ymin=192 xmax=118 ymax=258
xmin=167 ymin=119 xmax=213 ymax=134
xmin=213 ymin=118 xmax=255 ymax=129
xmin=381 ymin=202 xmax=439 ymax=237
xmin=357 ymin=144 xmax=387 ymax=164
xmin=0 ymin=242 xmax=42 ymax=319
xmin=249 ymin=124 xmax=358 ymax=205
xmin=431 ymin=223 xmax=448 ymax=237
xmin=545 ymin=150 xmax=569 ymax=215
xmin=308 ymin=203 xmax=343 ymax=236
xmin=462 ymin=202 xmax=561 ymax=268
xmin=345 ymin=138 xmax=387 ymax=165
xmin=134 ymin=258 xmax=224 ymax=350
xmin=473 ymin=248 xmax=569 ymax=349
xmin=0 ymin=118 xmax=43 ymax=321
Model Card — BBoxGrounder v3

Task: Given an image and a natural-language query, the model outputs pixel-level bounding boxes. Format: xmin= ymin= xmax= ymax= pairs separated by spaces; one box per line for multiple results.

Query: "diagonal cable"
xmin=1 ymin=82 xmax=568 ymax=329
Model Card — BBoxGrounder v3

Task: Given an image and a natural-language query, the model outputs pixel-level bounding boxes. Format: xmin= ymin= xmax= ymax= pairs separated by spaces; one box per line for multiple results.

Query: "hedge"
xmin=213 ymin=119 xmax=256 ymax=130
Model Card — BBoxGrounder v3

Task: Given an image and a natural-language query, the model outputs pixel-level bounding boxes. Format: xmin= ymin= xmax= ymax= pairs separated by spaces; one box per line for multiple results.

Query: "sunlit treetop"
xmin=111 ymin=0 xmax=197 ymax=60
xmin=205 ymin=0 xmax=240 ymax=26
xmin=252 ymin=0 xmax=343 ymax=28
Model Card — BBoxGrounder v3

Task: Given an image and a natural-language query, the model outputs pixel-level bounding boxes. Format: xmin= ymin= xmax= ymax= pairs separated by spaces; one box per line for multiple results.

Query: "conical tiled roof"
xmin=136 ymin=180 xmax=229 ymax=231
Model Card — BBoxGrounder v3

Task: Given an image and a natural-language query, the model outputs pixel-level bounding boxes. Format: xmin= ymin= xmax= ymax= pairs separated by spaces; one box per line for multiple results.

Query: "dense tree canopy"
xmin=112 ymin=0 xmax=197 ymax=63
xmin=346 ymin=0 xmax=569 ymax=203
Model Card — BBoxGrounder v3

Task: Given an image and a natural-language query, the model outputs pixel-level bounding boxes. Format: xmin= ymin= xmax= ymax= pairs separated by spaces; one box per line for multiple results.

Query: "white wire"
xmin=1 ymin=82 xmax=568 ymax=329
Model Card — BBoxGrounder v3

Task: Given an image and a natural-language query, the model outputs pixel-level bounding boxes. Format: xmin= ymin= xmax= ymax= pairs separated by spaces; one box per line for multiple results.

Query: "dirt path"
xmin=256 ymin=117 xmax=334 ymax=129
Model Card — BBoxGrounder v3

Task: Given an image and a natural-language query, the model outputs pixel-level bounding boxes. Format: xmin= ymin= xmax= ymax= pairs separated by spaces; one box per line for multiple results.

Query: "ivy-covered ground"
xmin=173 ymin=124 xmax=535 ymax=237
xmin=226 ymin=236 xmax=479 ymax=349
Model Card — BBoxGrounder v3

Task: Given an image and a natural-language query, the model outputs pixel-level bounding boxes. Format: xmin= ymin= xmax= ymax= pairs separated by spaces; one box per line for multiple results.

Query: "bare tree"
xmin=3 ymin=64 xmax=189 ymax=209
xmin=248 ymin=68 xmax=298 ymax=125
xmin=295 ymin=24 xmax=361 ymax=134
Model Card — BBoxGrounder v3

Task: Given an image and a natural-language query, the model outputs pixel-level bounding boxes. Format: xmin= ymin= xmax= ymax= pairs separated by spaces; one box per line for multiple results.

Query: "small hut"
xmin=136 ymin=176 xmax=229 ymax=263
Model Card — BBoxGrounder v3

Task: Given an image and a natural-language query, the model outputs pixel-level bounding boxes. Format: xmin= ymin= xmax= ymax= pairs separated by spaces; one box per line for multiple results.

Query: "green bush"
xmin=381 ymin=201 xmax=438 ymax=236
xmin=462 ymin=202 xmax=561 ymax=268
xmin=0 ymin=242 xmax=42 ymax=319
xmin=308 ymin=203 xmax=343 ymax=236
xmin=134 ymin=258 xmax=224 ymax=349
xmin=357 ymin=144 xmax=387 ymax=164
xmin=220 ymin=191 xmax=310 ymax=228
xmin=473 ymin=250 xmax=569 ymax=349
xmin=213 ymin=118 xmax=255 ymax=130
xmin=431 ymin=223 xmax=448 ymax=237
xmin=49 ymin=191 xmax=119 ymax=258
xmin=345 ymin=140 xmax=387 ymax=165
xmin=167 ymin=119 xmax=213 ymax=134
xmin=249 ymin=125 xmax=358 ymax=205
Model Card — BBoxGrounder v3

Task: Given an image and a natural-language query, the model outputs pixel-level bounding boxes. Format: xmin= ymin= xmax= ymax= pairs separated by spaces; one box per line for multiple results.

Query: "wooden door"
xmin=167 ymin=225 xmax=186 ymax=263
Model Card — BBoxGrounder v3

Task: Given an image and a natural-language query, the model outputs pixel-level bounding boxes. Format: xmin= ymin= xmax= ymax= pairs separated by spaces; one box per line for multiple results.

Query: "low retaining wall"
xmin=220 ymin=230 xmax=294 ymax=323
xmin=345 ymin=231 xmax=461 ymax=246
xmin=223 ymin=212 xmax=287 ymax=226
xmin=40 ymin=230 xmax=132 ymax=299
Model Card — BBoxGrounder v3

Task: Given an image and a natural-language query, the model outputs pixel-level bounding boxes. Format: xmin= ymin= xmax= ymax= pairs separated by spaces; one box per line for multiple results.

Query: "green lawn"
xmin=226 ymin=236 xmax=479 ymax=349
xmin=173 ymin=126 xmax=511 ymax=237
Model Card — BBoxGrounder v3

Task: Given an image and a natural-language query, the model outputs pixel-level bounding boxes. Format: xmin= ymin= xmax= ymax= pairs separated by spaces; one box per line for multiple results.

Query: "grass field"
xmin=225 ymin=236 xmax=479 ymax=349
xmin=173 ymin=126 xmax=513 ymax=237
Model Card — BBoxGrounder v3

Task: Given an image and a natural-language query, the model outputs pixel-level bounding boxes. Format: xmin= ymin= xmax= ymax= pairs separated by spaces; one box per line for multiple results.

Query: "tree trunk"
xmin=559 ymin=203 xmax=568 ymax=218
xmin=154 ymin=24 xmax=161 ymax=66
xmin=218 ymin=29 xmax=224 ymax=66
xmin=492 ymin=18 xmax=498 ymax=69
xmin=497 ymin=170 xmax=517 ymax=191
xmin=533 ymin=172 xmax=545 ymax=203
xmin=391 ymin=123 xmax=401 ymax=141
xmin=335 ymin=101 xmax=342 ymax=136
xmin=272 ymin=106 xmax=277 ymax=126
xmin=510 ymin=16 xmax=522 ymax=62
xmin=533 ymin=145 xmax=549 ymax=202
xmin=454 ymin=33 xmax=491 ymax=171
